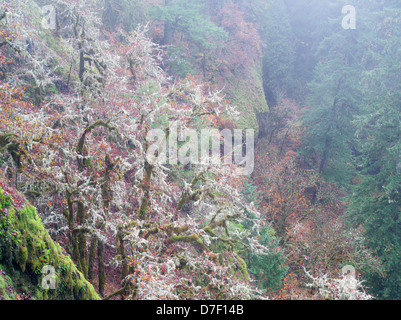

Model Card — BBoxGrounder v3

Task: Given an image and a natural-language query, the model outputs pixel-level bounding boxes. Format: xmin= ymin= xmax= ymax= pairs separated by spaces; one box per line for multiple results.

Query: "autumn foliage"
xmin=0 ymin=0 xmax=384 ymax=301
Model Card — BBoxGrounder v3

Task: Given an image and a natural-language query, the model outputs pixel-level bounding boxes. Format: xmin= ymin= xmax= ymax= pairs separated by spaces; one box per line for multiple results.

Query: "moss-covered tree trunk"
xmin=87 ymin=235 xmax=97 ymax=280
xmin=76 ymin=201 xmax=88 ymax=278
xmin=97 ymin=237 xmax=105 ymax=297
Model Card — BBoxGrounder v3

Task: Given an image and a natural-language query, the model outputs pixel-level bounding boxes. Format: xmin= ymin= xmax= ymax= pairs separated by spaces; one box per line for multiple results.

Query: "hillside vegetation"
xmin=0 ymin=0 xmax=400 ymax=300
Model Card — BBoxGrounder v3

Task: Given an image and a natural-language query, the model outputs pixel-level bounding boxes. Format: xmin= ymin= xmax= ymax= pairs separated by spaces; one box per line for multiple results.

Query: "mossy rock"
xmin=0 ymin=186 xmax=100 ymax=300
xmin=223 ymin=61 xmax=269 ymax=136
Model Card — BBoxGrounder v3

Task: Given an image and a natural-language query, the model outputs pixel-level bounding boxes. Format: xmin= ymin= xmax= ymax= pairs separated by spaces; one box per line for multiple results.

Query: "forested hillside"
xmin=0 ymin=0 xmax=400 ymax=301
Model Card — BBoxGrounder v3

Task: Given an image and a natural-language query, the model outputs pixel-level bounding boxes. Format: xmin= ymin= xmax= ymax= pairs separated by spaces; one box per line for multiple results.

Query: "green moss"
xmin=0 ymin=192 xmax=12 ymax=210
xmin=0 ymin=264 xmax=18 ymax=300
xmin=227 ymin=62 xmax=269 ymax=134
xmin=16 ymin=246 xmax=28 ymax=272
xmin=234 ymin=255 xmax=249 ymax=280
xmin=0 ymin=187 xmax=101 ymax=300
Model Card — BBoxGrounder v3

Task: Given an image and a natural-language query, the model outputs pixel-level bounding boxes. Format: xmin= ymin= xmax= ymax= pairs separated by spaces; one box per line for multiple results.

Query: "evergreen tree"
xmin=248 ymin=226 xmax=288 ymax=293
xmin=255 ymin=0 xmax=296 ymax=106
xmin=241 ymin=180 xmax=288 ymax=293
xmin=348 ymin=2 xmax=401 ymax=299
xmin=149 ymin=0 xmax=228 ymax=78
xmin=299 ymin=2 xmax=364 ymax=185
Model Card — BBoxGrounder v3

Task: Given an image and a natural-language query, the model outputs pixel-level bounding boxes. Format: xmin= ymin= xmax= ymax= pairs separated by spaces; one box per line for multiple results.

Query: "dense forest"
xmin=0 ymin=0 xmax=400 ymax=301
